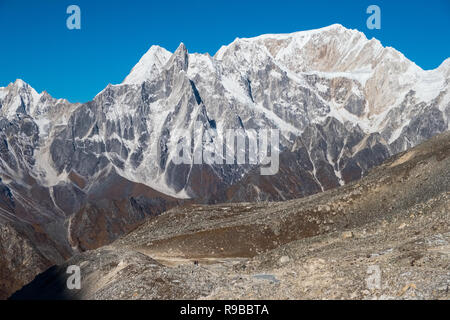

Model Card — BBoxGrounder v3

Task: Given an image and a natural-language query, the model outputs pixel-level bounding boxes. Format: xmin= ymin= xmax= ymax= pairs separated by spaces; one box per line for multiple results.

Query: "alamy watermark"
xmin=66 ymin=265 xmax=81 ymax=290
xmin=66 ymin=5 xmax=380 ymax=31
xmin=164 ymin=121 xmax=280 ymax=175
xmin=66 ymin=5 xmax=81 ymax=30
xmin=366 ymin=5 xmax=381 ymax=30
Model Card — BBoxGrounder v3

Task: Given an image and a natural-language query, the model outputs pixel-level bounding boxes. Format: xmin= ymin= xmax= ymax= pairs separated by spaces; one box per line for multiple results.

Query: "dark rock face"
xmin=217 ymin=118 xmax=392 ymax=202
xmin=68 ymin=168 xmax=186 ymax=251
xmin=0 ymin=223 xmax=52 ymax=300
xmin=0 ymin=105 xmax=186 ymax=299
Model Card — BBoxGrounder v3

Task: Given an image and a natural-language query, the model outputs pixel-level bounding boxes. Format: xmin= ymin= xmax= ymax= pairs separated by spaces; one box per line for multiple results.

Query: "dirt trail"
xmin=136 ymin=248 xmax=248 ymax=267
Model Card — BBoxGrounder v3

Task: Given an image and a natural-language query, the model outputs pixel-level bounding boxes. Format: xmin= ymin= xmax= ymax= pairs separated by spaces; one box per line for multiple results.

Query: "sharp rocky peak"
xmin=168 ymin=42 xmax=189 ymax=72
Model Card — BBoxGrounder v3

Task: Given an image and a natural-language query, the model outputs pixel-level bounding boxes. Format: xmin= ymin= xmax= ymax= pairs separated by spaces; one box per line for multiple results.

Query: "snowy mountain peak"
xmin=167 ymin=42 xmax=189 ymax=72
xmin=323 ymin=23 xmax=346 ymax=30
xmin=12 ymin=78 xmax=30 ymax=88
xmin=175 ymin=42 xmax=187 ymax=52
xmin=0 ymin=79 xmax=40 ymax=119
xmin=123 ymin=45 xmax=172 ymax=85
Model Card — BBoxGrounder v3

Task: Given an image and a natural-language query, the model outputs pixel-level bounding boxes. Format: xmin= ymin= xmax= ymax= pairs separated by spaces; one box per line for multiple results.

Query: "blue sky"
xmin=1 ymin=0 xmax=449 ymax=102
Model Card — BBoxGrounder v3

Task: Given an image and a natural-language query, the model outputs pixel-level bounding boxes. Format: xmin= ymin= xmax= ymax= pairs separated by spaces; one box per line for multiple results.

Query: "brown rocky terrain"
xmin=0 ymin=223 xmax=53 ymax=299
xmin=0 ymin=167 xmax=186 ymax=299
xmin=10 ymin=131 xmax=450 ymax=300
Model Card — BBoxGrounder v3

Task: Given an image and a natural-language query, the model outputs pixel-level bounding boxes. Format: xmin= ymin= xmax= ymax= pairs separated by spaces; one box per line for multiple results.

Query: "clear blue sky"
xmin=1 ymin=0 xmax=449 ymax=102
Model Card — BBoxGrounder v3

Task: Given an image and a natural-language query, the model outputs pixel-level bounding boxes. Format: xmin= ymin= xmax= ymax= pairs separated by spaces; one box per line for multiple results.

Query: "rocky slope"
xmin=11 ymin=130 xmax=450 ymax=300
xmin=1 ymin=24 xmax=449 ymax=298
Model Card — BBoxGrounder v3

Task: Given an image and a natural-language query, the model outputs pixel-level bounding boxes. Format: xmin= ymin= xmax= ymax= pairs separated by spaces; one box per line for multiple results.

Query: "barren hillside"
xmin=11 ymin=131 xmax=450 ymax=300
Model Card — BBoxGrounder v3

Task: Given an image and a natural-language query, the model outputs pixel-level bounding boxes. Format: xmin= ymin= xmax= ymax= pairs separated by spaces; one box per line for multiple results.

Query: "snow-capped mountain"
xmin=0 ymin=24 xmax=449 ymax=297
xmin=47 ymin=24 xmax=449 ymax=200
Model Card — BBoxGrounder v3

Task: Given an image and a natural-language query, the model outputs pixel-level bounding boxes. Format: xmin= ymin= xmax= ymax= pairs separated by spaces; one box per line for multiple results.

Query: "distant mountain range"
xmin=1 ymin=24 xmax=449 ymax=298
